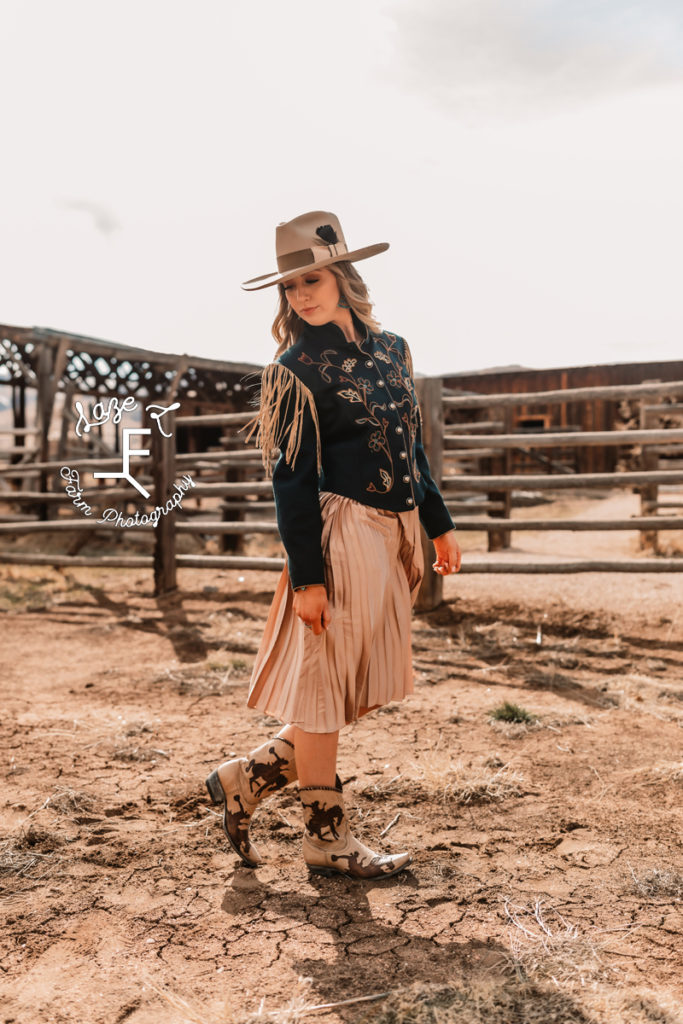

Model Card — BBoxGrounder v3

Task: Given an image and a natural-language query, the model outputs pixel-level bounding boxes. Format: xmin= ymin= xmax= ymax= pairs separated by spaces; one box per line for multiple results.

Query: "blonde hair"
xmin=271 ymin=261 xmax=382 ymax=358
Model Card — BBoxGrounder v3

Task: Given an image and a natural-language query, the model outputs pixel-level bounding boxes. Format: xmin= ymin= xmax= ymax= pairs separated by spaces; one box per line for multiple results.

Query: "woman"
xmin=206 ymin=210 xmax=461 ymax=880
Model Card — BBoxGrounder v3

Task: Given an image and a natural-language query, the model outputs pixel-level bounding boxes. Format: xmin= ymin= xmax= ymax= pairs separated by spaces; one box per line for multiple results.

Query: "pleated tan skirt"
xmin=247 ymin=491 xmax=425 ymax=733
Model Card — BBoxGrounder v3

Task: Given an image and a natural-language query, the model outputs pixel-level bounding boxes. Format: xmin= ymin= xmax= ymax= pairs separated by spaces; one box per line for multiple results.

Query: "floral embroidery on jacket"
xmin=295 ymin=334 xmax=421 ymax=496
xmin=337 ymin=388 xmax=362 ymax=403
xmin=297 ymin=346 xmax=396 ymax=493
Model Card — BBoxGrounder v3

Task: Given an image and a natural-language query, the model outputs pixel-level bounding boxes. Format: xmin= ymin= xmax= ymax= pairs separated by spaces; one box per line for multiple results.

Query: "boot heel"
xmin=205 ymin=771 xmax=225 ymax=806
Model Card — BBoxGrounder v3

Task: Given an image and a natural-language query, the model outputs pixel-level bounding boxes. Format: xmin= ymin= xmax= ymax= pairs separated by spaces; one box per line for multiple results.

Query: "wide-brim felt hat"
xmin=241 ymin=210 xmax=389 ymax=291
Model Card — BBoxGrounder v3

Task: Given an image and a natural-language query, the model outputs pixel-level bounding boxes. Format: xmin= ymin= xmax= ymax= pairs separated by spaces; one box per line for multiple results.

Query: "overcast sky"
xmin=2 ymin=0 xmax=682 ymax=376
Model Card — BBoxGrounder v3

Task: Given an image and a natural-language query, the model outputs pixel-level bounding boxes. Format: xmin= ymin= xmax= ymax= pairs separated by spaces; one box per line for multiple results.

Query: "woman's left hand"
xmin=432 ymin=529 xmax=462 ymax=575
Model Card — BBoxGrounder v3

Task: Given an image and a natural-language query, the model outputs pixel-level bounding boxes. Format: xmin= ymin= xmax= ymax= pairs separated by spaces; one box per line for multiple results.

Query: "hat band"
xmin=277 ymin=241 xmax=348 ymax=273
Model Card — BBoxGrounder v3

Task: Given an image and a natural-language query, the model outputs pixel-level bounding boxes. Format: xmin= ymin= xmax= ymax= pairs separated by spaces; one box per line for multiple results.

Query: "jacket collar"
xmin=299 ymin=307 xmax=370 ymax=350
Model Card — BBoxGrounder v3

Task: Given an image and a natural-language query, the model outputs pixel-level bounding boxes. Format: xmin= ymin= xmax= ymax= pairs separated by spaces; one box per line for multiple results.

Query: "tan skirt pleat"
xmin=247 ymin=491 xmax=425 ymax=733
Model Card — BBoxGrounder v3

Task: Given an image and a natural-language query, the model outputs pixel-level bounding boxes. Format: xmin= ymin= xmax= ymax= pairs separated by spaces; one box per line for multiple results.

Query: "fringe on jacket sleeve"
xmin=239 ymin=361 xmax=322 ymax=478
xmin=402 ymin=335 xmax=415 ymax=380
xmin=402 ymin=336 xmax=423 ymax=428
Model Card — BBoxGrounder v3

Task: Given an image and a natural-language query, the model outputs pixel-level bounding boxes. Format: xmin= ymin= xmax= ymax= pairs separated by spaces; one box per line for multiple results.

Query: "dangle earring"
xmin=337 ymin=298 xmax=349 ymax=308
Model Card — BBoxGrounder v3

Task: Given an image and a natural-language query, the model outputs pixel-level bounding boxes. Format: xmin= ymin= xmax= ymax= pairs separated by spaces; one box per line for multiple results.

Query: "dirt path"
xmin=1 ymin=494 xmax=682 ymax=1024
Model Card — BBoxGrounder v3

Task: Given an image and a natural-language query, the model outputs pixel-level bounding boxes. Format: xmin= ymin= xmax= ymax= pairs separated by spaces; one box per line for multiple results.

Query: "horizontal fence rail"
xmin=440 ymin=470 xmax=683 ymax=490
xmin=1 ymin=551 xmax=682 ymax=574
xmin=443 ymin=429 xmax=683 ymax=448
xmin=444 ymin=379 xmax=683 ymax=410
xmin=2 ymin=516 xmax=682 ymax=536
xmin=1 ymin=362 xmax=683 ymax=605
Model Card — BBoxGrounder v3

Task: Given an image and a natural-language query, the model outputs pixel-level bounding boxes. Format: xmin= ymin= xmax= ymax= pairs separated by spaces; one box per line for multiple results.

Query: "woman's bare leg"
xmin=277 ymin=705 xmax=381 ymax=788
xmin=293 ymin=728 xmax=339 ymax=788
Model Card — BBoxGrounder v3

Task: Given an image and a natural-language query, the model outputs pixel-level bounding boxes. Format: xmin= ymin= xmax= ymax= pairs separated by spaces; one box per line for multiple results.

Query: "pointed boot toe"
xmin=299 ymin=785 xmax=412 ymax=881
xmin=325 ymin=846 xmax=412 ymax=880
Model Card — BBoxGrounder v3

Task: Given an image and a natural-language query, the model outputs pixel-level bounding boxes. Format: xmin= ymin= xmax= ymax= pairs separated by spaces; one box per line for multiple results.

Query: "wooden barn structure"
xmin=0 ymin=323 xmax=265 ymax=557
xmin=443 ymin=360 xmax=683 ymax=475
xmin=0 ymin=322 xmax=260 ymax=456
xmin=0 ymin=322 xmax=263 ymax=504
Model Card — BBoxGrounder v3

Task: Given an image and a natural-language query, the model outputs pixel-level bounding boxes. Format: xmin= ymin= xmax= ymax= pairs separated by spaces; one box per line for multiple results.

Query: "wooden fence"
xmin=1 ymin=377 xmax=683 ymax=611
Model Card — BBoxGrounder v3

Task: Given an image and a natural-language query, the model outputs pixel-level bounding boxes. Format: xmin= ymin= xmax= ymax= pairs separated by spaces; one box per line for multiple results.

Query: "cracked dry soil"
xmin=1 ymin=545 xmax=682 ymax=1023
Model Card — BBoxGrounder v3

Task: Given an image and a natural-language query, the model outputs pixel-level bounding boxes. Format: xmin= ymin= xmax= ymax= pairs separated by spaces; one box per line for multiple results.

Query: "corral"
xmin=1 ymin=324 xmax=682 ymax=1024
xmin=2 ymin=323 xmax=683 ymax=604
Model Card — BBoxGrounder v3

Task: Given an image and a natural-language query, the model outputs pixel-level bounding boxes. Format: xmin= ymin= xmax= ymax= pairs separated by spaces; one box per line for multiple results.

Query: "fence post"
xmin=152 ymin=407 xmax=177 ymax=594
xmin=36 ymin=343 xmax=55 ymax=521
xmin=488 ymin=404 xmax=513 ymax=550
xmin=12 ymin=381 xmax=26 ymax=467
xmin=415 ymin=377 xmax=444 ymax=613
xmin=221 ymin=432 xmax=246 ymax=554
xmin=57 ymin=383 xmax=75 ymax=463
xmin=639 ymin=401 xmax=659 ymax=552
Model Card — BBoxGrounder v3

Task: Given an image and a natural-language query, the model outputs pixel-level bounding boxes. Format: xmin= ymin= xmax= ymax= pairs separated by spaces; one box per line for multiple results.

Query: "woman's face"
xmin=282 ymin=267 xmax=341 ymax=325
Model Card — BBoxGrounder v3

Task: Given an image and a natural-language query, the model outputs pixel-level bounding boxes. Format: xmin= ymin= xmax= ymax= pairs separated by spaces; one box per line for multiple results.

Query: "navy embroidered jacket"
xmin=246 ymin=310 xmax=456 ymax=589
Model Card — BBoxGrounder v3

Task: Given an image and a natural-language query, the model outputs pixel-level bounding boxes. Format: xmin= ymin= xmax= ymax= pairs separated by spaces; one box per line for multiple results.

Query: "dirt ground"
xmin=1 ymin=492 xmax=682 ymax=1024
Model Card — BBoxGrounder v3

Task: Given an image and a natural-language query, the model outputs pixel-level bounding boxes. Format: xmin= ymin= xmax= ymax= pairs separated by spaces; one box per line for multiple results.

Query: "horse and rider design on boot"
xmin=303 ymin=799 xmax=344 ymax=842
xmin=245 ymin=747 xmax=292 ymax=799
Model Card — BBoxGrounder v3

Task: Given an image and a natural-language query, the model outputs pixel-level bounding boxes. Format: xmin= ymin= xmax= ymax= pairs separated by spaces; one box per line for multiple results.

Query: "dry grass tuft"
xmin=142 ymin=975 xmax=214 ymax=1024
xmin=112 ymin=744 xmax=170 ymax=763
xmin=123 ymin=720 xmax=156 ymax=738
xmin=653 ymin=762 xmax=683 ymax=784
xmin=356 ymin=980 xmax=592 ymax=1024
xmin=143 ymin=973 xmax=683 ymax=1024
xmin=502 ymin=899 xmax=610 ymax=988
xmin=629 ymin=865 xmax=683 ymax=901
xmin=45 ymin=788 xmax=97 ymax=816
xmin=488 ymin=718 xmax=539 ymax=738
xmin=627 ymin=760 xmax=683 ymax=789
xmin=619 ymin=992 xmax=683 ymax=1024
xmin=362 ymin=755 xmax=524 ymax=806
xmin=612 ymin=675 xmax=683 ymax=726
xmin=490 ymin=711 xmax=594 ymax=738
xmin=145 ymin=974 xmax=322 ymax=1024
xmin=152 ymin=662 xmax=250 ymax=697
xmin=0 ymin=826 xmax=65 ymax=879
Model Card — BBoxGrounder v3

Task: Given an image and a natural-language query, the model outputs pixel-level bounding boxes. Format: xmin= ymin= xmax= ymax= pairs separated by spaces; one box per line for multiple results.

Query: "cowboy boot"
xmin=205 ymin=735 xmax=297 ymax=867
xmin=299 ymin=784 xmax=412 ymax=880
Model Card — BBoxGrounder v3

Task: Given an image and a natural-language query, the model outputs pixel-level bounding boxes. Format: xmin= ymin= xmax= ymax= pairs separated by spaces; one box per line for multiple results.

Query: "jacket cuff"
xmin=288 ymin=562 xmax=326 ymax=590
xmin=419 ymin=491 xmax=456 ymax=539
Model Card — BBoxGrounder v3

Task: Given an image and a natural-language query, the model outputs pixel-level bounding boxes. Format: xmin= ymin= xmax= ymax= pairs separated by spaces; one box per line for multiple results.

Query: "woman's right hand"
xmin=293 ymin=584 xmax=331 ymax=635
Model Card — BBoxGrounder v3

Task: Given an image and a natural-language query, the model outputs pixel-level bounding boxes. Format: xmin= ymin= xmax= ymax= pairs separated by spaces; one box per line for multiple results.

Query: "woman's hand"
xmin=432 ymin=530 xmax=462 ymax=575
xmin=293 ymin=584 xmax=331 ymax=635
